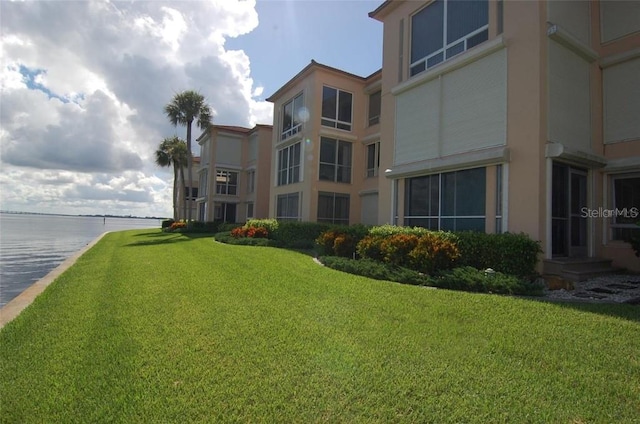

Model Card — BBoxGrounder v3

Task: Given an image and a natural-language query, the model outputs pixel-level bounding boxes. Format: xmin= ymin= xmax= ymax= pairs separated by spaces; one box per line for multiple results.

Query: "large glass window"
xmin=318 ymin=192 xmax=350 ymax=225
xmin=612 ymin=175 xmax=640 ymax=241
xmin=404 ymin=167 xmax=486 ymax=231
xmin=281 ymin=93 xmax=304 ymax=140
xmin=277 ymin=142 xmax=301 ymax=186
xmin=366 ymin=142 xmax=380 ymax=178
xmin=215 ymin=170 xmax=238 ymax=195
xmin=319 ymin=137 xmax=352 ymax=183
xmin=321 ymin=86 xmax=353 ymax=131
xmin=368 ymin=90 xmax=381 ymax=126
xmin=276 ymin=193 xmax=300 ymax=221
xmin=410 ymin=0 xmax=489 ymax=76
xmin=214 ymin=203 xmax=236 ymax=222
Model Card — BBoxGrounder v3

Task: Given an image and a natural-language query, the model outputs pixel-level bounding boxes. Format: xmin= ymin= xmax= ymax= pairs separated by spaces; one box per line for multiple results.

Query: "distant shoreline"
xmin=0 ymin=211 xmax=167 ymax=220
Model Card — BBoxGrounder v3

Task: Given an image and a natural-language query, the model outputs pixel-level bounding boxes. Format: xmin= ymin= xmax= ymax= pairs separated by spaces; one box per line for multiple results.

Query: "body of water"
xmin=0 ymin=213 xmax=162 ymax=307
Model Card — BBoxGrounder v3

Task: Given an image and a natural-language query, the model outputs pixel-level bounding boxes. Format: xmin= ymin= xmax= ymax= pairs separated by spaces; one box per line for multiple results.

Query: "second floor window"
xmin=321 ymin=86 xmax=353 ymax=131
xmin=247 ymin=170 xmax=255 ymax=193
xmin=281 ymin=93 xmax=304 ymax=140
xmin=410 ymin=0 xmax=488 ymax=76
xmin=368 ymin=90 xmax=381 ymax=126
xmin=320 ymin=137 xmax=352 ymax=183
xmin=277 ymin=142 xmax=301 ymax=186
xmin=216 ymin=170 xmax=238 ymax=195
xmin=366 ymin=142 xmax=380 ymax=178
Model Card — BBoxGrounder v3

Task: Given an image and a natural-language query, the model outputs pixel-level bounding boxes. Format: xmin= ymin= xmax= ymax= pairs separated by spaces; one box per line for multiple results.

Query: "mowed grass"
xmin=1 ymin=230 xmax=639 ymax=423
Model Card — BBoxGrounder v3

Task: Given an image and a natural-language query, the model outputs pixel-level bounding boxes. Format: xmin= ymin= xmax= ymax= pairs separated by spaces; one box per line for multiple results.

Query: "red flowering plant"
xmin=231 ymin=227 xmax=247 ymax=238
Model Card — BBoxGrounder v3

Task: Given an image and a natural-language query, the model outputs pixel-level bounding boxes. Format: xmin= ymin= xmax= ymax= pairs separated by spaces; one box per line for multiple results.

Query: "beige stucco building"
xmin=370 ymin=0 xmax=640 ymax=273
xmin=195 ymin=124 xmax=273 ymax=223
xmin=265 ymin=61 xmax=382 ymax=225
xmin=192 ymin=0 xmax=638 ymax=274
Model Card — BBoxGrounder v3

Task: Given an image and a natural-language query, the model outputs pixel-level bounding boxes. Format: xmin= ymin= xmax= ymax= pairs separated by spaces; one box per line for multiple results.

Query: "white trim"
xmin=545 ymin=143 xmax=607 ymax=169
xmin=604 ymin=156 xmax=640 ymax=173
xmin=545 ymin=158 xmax=553 ymax=259
xmin=546 ymin=23 xmax=599 ymax=62
xmin=600 ymin=47 xmax=640 ymax=68
xmin=362 ymin=132 xmax=381 ymax=143
xmin=501 ymin=162 xmax=509 ymax=233
xmin=358 ymin=189 xmax=379 ymax=196
xmin=385 ymin=146 xmax=509 ymax=179
xmin=318 ymin=128 xmax=358 ymax=141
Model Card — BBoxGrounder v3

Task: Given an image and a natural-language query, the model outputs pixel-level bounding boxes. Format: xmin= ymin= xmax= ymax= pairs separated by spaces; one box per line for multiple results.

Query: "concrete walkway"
xmin=0 ymin=232 xmax=107 ymax=330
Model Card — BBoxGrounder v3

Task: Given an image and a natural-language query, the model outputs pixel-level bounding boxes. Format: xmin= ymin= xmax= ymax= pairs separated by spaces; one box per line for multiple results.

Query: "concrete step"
xmin=543 ymin=257 xmax=619 ymax=282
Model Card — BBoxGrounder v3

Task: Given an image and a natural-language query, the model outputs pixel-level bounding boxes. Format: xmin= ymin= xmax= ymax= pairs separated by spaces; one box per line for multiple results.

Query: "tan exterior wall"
xmin=268 ymin=63 xmax=381 ymax=224
xmin=196 ymin=125 xmax=273 ymax=223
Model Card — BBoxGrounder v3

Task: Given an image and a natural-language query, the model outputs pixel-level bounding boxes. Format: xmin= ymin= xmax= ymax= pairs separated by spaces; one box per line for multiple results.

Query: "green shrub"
xmin=246 ymin=219 xmax=279 ymax=234
xmin=218 ymin=222 xmax=243 ymax=233
xmin=215 ymin=231 xmax=275 ymax=247
xmin=433 ymin=266 xmax=544 ymax=296
xmin=186 ymin=221 xmax=219 ymax=233
xmin=358 ymin=229 xmax=460 ymax=274
xmin=319 ymin=256 xmax=430 ymax=286
xmin=455 ymin=231 xmax=542 ymax=278
xmin=380 ymin=234 xmax=419 ymax=267
xmin=275 ymin=222 xmax=332 ymax=248
xmin=315 ymin=224 xmax=370 ymax=257
xmin=356 ymin=235 xmax=386 ymax=262
xmin=408 ymin=231 xmax=460 ymax=274
xmin=368 ymin=224 xmax=431 ymax=238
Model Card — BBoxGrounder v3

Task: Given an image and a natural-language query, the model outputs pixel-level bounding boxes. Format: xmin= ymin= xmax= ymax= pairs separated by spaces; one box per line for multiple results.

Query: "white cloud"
xmin=0 ymin=0 xmax=273 ymax=217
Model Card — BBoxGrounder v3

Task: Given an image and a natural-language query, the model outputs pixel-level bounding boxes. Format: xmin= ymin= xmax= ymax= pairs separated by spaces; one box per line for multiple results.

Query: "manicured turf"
xmin=1 ymin=229 xmax=638 ymax=423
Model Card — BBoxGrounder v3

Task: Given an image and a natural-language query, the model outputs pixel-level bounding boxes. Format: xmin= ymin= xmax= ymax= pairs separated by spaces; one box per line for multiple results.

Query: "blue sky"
xmin=228 ymin=0 xmax=383 ymax=98
xmin=0 ymin=0 xmax=383 ymax=217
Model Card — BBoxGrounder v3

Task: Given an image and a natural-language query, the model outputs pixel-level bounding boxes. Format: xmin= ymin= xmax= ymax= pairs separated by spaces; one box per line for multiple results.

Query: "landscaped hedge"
xmin=315 ymin=224 xmax=370 ymax=257
xmin=274 ymin=221 xmax=334 ymax=249
xmin=454 ymin=231 xmax=542 ymax=278
xmin=319 ymin=256 xmax=430 ymax=286
xmin=355 ymin=226 xmax=460 ymax=274
xmin=432 ymin=266 xmax=544 ymax=295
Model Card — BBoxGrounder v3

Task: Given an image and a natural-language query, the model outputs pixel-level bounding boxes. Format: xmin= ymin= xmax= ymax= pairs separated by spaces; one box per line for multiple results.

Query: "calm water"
xmin=0 ymin=213 xmax=161 ymax=307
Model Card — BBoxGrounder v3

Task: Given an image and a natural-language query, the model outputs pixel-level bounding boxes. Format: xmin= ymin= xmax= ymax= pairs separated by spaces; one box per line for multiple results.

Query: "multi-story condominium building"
xmin=369 ymin=0 xmax=640 ymax=272
xmin=195 ymin=124 xmax=273 ymax=223
xmin=266 ymin=61 xmax=382 ymax=225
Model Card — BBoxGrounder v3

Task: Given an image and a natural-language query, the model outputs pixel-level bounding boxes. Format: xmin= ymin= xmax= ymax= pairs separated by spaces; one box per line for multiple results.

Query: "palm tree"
xmin=164 ymin=90 xmax=212 ymax=222
xmin=155 ymin=137 xmax=188 ymax=220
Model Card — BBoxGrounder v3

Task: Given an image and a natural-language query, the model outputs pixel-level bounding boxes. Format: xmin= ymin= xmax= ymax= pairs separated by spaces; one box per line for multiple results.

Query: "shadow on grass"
xmin=125 ymin=232 xmax=215 ymax=247
xmin=523 ymin=297 xmax=640 ymax=323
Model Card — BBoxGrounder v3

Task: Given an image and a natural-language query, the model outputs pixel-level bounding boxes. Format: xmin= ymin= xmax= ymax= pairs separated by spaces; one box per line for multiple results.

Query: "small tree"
xmin=155 ymin=137 xmax=187 ymax=220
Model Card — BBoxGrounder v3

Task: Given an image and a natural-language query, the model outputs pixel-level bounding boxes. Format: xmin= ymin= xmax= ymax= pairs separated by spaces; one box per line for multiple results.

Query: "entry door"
xmin=551 ymin=163 xmax=587 ymax=257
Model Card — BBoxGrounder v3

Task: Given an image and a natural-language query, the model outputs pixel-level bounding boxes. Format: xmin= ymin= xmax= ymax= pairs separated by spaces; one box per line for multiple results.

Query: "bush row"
xmin=318 ymin=257 xmax=543 ymax=296
xmin=317 ymin=225 xmax=541 ymax=278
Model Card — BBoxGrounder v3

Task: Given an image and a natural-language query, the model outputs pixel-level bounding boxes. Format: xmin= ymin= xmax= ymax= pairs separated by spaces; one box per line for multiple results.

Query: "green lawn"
xmin=1 ymin=229 xmax=638 ymax=423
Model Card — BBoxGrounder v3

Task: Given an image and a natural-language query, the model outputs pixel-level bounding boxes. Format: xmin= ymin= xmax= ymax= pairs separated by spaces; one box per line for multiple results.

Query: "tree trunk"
xmin=186 ymin=120 xmax=193 ymax=222
xmin=172 ymin=164 xmax=178 ymax=220
xmin=180 ymin=166 xmax=187 ymax=221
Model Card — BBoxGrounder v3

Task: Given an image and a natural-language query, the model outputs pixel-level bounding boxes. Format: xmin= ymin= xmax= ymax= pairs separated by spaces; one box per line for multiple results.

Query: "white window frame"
xmin=317 ymin=192 xmax=350 ymax=225
xmin=410 ymin=0 xmax=489 ymax=77
xmin=610 ymin=173 xmax=640 ymax=241
xmin=321 ymin=85 xmax=353 ymax=131
xmin=277 ymin=142 xmax=302 ymax=186
xmin=276 ymin=192 xmax=300 ymax=221
xmin=215 ymin=170 xmax=238 ymax=196
xmin=319 ymin=137 xmax=352 ymax=184
xmin=366 ymin=142 xmax=380 ymax=178
xmin=281 ymin=93 xmax=304 ymax=141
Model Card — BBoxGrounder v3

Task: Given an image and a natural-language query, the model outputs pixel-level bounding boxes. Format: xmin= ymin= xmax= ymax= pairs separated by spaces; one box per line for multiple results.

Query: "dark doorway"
xmin=551 ymin=163 xmax=588 ymax=257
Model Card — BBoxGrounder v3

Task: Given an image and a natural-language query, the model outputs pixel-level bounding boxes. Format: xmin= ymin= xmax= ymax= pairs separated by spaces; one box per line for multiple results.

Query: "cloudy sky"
xmin=0 ymin=0 xmax=382 ymax=218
